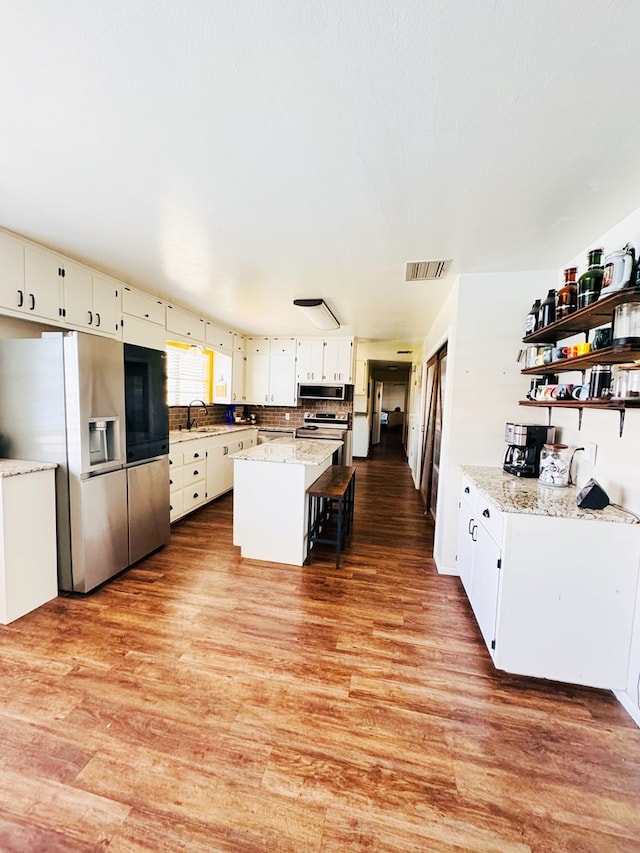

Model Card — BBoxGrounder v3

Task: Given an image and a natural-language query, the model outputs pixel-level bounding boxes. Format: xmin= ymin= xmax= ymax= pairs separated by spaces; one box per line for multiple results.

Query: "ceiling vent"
xmin=405 ymin=260 xmax=451 ymax=281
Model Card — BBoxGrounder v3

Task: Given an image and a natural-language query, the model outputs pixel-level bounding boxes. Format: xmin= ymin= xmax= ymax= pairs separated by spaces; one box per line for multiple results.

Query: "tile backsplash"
xmin=169 ymin=399 xmax=353 ymax=431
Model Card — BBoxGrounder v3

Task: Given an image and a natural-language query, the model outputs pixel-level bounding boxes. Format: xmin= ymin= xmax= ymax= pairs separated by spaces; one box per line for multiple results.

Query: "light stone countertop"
xmin=169 ymin=425 xmax=257 ymax=444
xmin=231 ymin=437 xmax=341 ymax=466
xmin=0 ymin=459 xmax=57 ymax=478
xmin=462 ymin=465 xmax=637 ymax=524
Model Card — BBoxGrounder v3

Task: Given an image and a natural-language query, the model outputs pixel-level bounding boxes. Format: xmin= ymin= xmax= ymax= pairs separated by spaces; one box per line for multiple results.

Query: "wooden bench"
xmin=306 ymin=465 xmax=356 ymax=568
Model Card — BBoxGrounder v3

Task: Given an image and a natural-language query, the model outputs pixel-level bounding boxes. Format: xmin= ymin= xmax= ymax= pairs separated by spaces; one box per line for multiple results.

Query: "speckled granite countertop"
xmin=169 ymin=425 xmax=257 ymax=444
xmin=461 ymin=466 xmax=637 ymax=524
xmin=231 ymin=437 xmax=340 ymax=466
xmin=0 ymin=459 xmax=57 ymax=478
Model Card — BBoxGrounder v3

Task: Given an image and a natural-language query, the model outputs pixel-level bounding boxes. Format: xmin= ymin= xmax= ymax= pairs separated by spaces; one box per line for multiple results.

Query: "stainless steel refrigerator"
xmin=0 ymin=331 xmax=130 ymax=592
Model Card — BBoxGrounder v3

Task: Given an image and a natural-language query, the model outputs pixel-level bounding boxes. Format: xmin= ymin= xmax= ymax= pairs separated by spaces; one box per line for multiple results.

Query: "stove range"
xmin=295 ymin=412 xmax=352 ymax=464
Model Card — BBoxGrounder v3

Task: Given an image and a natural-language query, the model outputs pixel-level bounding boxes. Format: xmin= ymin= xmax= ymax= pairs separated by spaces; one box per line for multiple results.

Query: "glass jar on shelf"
xmin=611 ymin=363 xmax=640 ymax=400
xmin=612 ymin=302 xmax=640 ymax=347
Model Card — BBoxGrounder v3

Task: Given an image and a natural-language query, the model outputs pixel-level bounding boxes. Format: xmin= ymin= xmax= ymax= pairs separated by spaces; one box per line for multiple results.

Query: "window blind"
xmin=166 ymin=343 xmax=212 ymax=405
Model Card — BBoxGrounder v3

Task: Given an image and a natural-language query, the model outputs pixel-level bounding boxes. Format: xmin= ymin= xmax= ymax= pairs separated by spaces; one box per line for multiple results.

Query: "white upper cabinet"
xmin=205 ymin=321 xmax=233 ymax=352
xmin=166 ymin=304 xmax=206 ymax=343
xmin=296 ymin=338 xmax=324 ymax=382
xmin=245 ymin=337 xmax=297 ymax=405
xmin=0 ymin=231 xmax=27 ymax=316
xmin=122 ymin=286 xmax=167 ymax=350
xmin=296 ymin=336 xmax=354 ymax=383
xmin=323 ymin=338 xmax=353 ymax=382
xmin=232 ymin=334 xmax=246 ymax=402
xmin=64 ymin=265 xmax=121 ymax=338
xmin=20 ymin=243 xmax=65 ymax=323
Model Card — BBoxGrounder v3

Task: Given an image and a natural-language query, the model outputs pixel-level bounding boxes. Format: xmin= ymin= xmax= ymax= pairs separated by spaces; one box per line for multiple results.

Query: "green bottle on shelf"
xmin=577 ymin=248 xmax=604 ymax=309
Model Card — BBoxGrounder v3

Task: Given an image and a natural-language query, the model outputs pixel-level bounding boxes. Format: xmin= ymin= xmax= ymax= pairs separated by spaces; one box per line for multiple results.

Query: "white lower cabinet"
xmin=0 ymin=468 xmax=58 ymax=624
xmin=170 ymin=429 xmax=256 ymax=522
xmin=457 ymin=474 xmax=640 ymax=690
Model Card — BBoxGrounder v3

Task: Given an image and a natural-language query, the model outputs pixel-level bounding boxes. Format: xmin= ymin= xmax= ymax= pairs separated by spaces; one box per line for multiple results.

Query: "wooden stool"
xmin=306 ymin=465 xmax=356 ymax=568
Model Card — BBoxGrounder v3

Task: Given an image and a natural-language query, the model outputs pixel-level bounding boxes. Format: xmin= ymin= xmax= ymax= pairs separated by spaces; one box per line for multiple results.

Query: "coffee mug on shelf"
xmin=555 ymin=383 xmax=574 ymax=400
xmin=551 ymin=347 xmax=567 ymax=361
xmin=562 ymin=345 xmax=578 ymax=358
xmin=592 ymin=327 xmax=612 ymax=350
xmin=572 ymin=384 xmax=590 ymax=401
xmin=575 ymin=342 xmax=592 ymax=356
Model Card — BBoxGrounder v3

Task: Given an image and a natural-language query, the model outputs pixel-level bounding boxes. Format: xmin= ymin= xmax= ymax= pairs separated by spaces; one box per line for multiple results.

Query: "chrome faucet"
xmin=186 ymin=399 xmax=209 ymax=430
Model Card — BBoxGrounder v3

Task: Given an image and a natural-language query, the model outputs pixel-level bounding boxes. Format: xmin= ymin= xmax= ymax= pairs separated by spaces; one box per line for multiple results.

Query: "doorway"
xmin=419 ymin=343 xmax=447 ymax=518
xmin=368 ymin=361 xmax=411 ymax=451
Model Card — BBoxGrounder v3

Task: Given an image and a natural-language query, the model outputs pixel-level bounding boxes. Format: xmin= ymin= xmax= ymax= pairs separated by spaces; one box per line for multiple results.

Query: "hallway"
xmin=0 ymin=437 xmax=639 ymax=850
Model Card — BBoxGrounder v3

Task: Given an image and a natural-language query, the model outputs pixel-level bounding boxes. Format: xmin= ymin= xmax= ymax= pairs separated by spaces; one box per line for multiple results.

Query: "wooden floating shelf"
xmin=521 ymin=344 xmax=640 ymax=375
xmin=523 ymin=287 xmax=640 ymax=343
xmin=519 ymin=399 xmax=640 ymax=410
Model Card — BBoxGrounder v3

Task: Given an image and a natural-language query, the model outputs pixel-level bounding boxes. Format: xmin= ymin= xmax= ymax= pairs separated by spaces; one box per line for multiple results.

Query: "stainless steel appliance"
xmin=257 ymin=427 xmax=296 ymax=444
xmin=503 ymin=422 xmax=555 ymax=478
xmin=0 ymin=331 xmax=130 ymax=592
xmin=123 ymin=343 xmax=170 ymax=564
xmin=296 ymin=412 xmax=352 ymax=465
xmin=298 ymin=383 xmax=346 ymax=401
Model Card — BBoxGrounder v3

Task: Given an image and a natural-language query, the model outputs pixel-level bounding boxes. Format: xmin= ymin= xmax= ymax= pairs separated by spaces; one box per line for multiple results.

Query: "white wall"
xmin=537 ymin=205 xmax=640 ymax=724
xmin=426 ymin=269 xmax=557 ymax=575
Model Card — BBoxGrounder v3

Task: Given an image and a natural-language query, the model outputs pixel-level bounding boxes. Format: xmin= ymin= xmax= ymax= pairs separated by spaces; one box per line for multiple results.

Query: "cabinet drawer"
xmin=460 ymin=474 xmax=480 ymax=514
xmin=183 ymin=464 xmax=205 ymax=486
xmin=183 ymin=485 xmax=206 ymax=512
xmin=183 ymin=444 xmax=206 ymax=464
xmin=169 ymin=489 xmax=184 ymax=521
xmin=477 ymin=498 xmax=503 ymax=545
xmin=169 ymin=466 xmax=184 ymax=491
xmin=169 ymin=450 xmax=183 ymax=468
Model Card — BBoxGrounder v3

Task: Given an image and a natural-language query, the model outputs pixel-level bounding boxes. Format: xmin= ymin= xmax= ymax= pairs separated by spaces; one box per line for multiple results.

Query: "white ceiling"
xmin=2 ymin=1 xmax=640 ymax=343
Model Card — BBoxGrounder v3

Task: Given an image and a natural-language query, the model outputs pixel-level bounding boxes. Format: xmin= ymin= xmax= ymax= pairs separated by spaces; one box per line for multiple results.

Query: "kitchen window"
xmin=165 ymin=341 xmax=213 ymax=405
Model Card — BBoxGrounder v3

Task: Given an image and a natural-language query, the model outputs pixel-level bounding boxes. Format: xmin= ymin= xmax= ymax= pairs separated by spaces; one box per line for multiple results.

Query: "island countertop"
xmin=231 ymin=437 xmax=341 ymax=466
xmin=461 ymin=465 xmax=636 ymax=524
xmin=0 ymin=459 xmax=57 ymax=478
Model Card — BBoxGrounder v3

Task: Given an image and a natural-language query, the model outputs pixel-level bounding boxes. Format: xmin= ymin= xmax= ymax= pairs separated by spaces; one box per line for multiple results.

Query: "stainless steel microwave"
xmin=297 ymin=383 xmax=346 ymax=401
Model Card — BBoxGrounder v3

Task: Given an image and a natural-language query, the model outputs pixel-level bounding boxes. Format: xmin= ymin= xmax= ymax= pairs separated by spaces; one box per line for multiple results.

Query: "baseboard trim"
xmin=613 ymin=689 xmax=640 ymax=728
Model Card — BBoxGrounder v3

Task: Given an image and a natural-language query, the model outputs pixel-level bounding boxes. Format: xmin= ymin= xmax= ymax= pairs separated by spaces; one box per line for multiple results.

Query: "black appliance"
xmin=503 ymin=422 xmax=555 ymax=478
xmin=124 ymin=343 xmax=169 ymax=463
xmin=298 ymin=383 xmax=346 ymax=401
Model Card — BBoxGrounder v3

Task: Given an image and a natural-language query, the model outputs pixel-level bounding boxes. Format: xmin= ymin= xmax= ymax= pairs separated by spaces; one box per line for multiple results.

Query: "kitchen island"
xmin=231 ymin=437 xmax=340 ymax=565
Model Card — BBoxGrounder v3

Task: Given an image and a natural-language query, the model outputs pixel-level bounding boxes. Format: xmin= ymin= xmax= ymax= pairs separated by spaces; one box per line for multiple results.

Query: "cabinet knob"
xmin=193 ymin=469 xmax=199 ymax=476
xmin=464 ymin=486 xmax=470 ymax=493
xmin=194 ymin=452 xmax=200 ymax=458
xmin=482 ymin=508 xmax=490 ymax=518
xmin=193 ymin=492 xmax=199 ymax=499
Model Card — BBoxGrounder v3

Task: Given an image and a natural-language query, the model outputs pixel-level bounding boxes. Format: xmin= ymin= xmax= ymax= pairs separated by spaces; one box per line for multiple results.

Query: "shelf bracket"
xmin=619 ymin=408 xmax=626 ymax=438
xmin=546 ymin=406 xmax=552 ymax=426
xmin=578 ymin=408 xmax=583 ymax=431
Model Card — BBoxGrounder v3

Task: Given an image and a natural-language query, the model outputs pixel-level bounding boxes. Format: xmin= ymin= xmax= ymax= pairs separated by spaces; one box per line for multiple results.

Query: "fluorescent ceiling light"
xmin=293 ymin=298 xmax=340 ymax=331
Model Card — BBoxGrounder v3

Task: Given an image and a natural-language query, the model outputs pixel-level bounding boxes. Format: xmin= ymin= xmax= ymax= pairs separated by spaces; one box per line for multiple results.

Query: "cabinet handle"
xmin=169 ymin=479 xmax=174 ymax=485
xmin=482 ymin=508 xmax=490 ymax=518
xmin=194 ymin=452 xmax=200 ymax=458
xmin=468 ymin=518 xmax=474 ymax=535
xmin=240 ymin=441 xmax=244 ymax=449
xmin=193 ymin=469 xmax=199 ymax=476
xmin=471 ymin=524 xmax=478 ymax=542
xmin=88 ymin=310 xmax=93 ymax=325
xmin=95 ymin=312 xmax=101 ymax=327
xmin=17 ymin=290 xmax=24 ymax=307
xmin=464 ymin=486 xmax=470 ymax=493
xmin=193 ymin=492 xmax=199 ymax=499
xmin=223 ymin=446 xmax=228 ymax=455
xmin=29 ymin=293 xmax=35 ymax=310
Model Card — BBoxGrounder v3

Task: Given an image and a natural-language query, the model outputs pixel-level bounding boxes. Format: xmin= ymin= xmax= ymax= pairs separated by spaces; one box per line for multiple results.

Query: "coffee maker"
xmin=504 ymin=422 xmax=555 ymax=478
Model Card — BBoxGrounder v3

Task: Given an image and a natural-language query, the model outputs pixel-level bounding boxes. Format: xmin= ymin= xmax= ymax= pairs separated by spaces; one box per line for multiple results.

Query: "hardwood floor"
xmin=2 ymin=430 xmax=640 ymax=851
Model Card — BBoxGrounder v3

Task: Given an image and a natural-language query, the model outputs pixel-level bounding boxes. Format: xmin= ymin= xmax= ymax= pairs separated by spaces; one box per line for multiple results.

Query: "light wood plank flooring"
xmin=1 ymin=430 xmax=640 ymax=851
